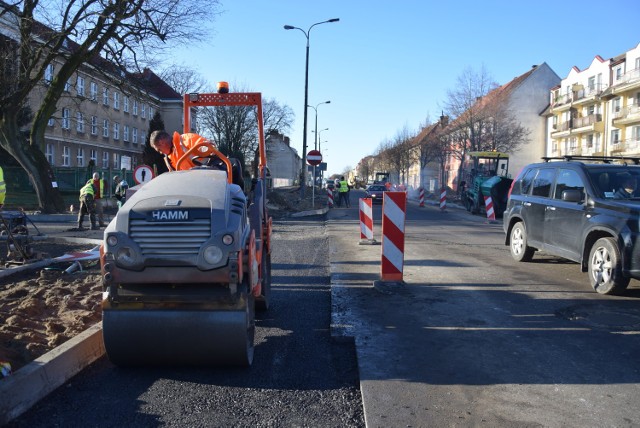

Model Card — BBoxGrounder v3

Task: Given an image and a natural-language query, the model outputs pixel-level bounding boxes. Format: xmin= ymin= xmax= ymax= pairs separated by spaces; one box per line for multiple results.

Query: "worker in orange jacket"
xmin=149 ymin=130 xmax=215 ymax=171
xmin=150 ymin=130 xmax=245 ymax=190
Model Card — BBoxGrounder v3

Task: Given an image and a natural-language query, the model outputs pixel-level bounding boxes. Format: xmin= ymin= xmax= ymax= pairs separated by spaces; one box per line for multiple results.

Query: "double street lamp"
xmin=309 ymin=101 xmax=330 ymax=151
xmin=284 ymin=18 xmax=339 ymax=197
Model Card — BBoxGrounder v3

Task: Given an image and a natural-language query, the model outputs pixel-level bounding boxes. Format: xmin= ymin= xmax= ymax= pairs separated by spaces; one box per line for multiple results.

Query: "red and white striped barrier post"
xmin=380 ymin=191 xmax=406 ymax=282
xmin=327 ymin=188 xmax=334 ymax=207
xmin=358 ymin=198 xmax=378 ymax=245
xmin=439 ymin=187 xmax=447 ymax=211
xmin=484 ymin=195 xmax=497 ymax=222
xmin=419 ymin=187 xmax=425 ymax=207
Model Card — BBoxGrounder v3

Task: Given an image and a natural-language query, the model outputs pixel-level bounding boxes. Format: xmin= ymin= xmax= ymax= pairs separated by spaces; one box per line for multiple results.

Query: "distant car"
xmin=365 ymin=184 xmax=386 ymax=204
xmin=325 ymin=181 xmax=335 ymax=191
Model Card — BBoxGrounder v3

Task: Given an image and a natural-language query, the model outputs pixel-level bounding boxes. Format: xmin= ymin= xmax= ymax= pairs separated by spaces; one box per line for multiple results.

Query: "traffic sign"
xmin=134 ymin=165 xmax=154 ymax=184
xmin=307 ymin=150 xmax=322 ymax=166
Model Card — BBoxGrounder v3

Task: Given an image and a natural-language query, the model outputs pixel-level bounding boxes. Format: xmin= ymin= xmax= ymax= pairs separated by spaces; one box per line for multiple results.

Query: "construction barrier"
xmin=484 ymin=195 xmax=496 ymax=222
xmin=358 ymin=198 xmax=377 ymax=245
xmin=327 ymin=189 xmax=334 ymax=207
xmin=439 ymin=187 xmax=447 ymax=211
xmin=381 ymin=191 xmax=406 ymax=282
xmin=419 ymin=187 xmax=425 ymax=207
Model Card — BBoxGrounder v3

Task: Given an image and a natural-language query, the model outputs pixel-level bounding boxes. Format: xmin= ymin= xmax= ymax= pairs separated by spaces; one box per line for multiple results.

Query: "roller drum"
xmin=103 ymin=304 xmax=254 ymax=366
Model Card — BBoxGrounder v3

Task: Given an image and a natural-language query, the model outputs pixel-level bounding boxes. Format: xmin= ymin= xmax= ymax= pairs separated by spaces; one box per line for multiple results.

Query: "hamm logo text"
xmin=151 ymin=210 xmax=189 ymax=221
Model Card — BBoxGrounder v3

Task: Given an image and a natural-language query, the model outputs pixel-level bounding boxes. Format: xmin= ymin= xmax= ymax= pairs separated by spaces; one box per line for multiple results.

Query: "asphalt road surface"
xmin=7 ymin=218 xmax=365 ymax=428
xmin=330 ymin=192 xmax=640 ymax=427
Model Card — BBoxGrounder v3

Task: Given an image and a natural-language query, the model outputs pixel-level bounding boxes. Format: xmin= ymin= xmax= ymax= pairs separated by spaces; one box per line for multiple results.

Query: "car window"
xmin=554 ymin=169 xmax=585 ymax=200
xmin=516 ymin=168 xmax=537 ymax=196
xmin=531 ymin=168 xmax=556 ymax=198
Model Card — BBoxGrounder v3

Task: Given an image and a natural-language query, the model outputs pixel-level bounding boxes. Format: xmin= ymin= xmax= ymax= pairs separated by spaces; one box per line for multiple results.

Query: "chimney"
xmin=284 ymin=136 xmax=290 ymax=146
xmin=439 ymin=111 xmax=449 ymax=126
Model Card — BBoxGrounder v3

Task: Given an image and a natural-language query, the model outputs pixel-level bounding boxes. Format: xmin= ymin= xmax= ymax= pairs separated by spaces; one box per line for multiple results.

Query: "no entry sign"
xmin=307 ymin=150 xmax=322 ymax=166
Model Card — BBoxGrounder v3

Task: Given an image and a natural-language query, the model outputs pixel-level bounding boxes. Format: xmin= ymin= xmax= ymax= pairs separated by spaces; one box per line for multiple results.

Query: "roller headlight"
xmin=222 ymin=234 xmax=234 ymax=245
xmin=107 ymin=235 xmax=118 ymax=246
xmin=115 ymin=246 xmax=138 ymax=267
xmin=203 ymin=245 xmax=224 ymax=264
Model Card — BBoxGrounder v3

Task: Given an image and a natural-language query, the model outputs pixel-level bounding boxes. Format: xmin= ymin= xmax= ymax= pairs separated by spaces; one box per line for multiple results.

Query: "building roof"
xmin=132 ymin=68 xmax=181 ymax=100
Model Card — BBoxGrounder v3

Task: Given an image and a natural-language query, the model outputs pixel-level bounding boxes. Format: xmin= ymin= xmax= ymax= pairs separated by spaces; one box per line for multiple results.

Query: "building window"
xmin=62 ymin=108 xmax=70 ymax=129
xmin=103 ymin=87 xmax=109 ymax=106
xmin=90 ymin=82 xmax=98 ymax=101
xmin=90 ymin=149 xmax=97 ymax=164
xmin=102 ymin=152 xmax=109 ymax=169
xmin=613 ymin=97 xmax=622 ymax=113
xmin=148 ymin=106 xmax=154 ymax=119
xmin=48 ymin=117 xmax=54 ymax=127
xmin=113 ymin=122 xmax=120 ymax=140
xmin=612 ymin=129 xmax=620 ymax=145
xmin=132 ymin=127 xmax=138 ymax=145
xmin=141 ymin=103 xmax=146 ymax=119
xmin=103 ymin=119 xmax=109 ymax=137
xmin=77 ymin=147 xmax=85 ymax=167
xmin=633 ymin=126 xmax=640 ymax=143
xmin=76 ymin=112 xmax=84 ymax=132
xmin=113 ymin=153 xmax=120 ymax=169
xmin=44 ymin=64 xmax=54 ymax=84
xmin=76 ymin=76 xmax=85 ymax=96
xmin=123 ymin=125 xmax=130 ymax=142
xmin=587 ymin=134 xmax=594 ymax=148
xmin=124 ymin=96 xmax=129 ymax=113
xmin=62 ymin=146 xmax=70 ymax=166
xmin=64 ymin=79 xmax=71 ymax=92
xmin=113 ymin=92 xmax=120 ymax=110
xmin=615 ymin=66 xmax=623 ymax=82
xmin=91 ymin=116 xmax=98 ymax=135
xmin=133 ymin=100 xmax=138 ymax=116
xmin=46 ymin=143 xmax=55 ymax=165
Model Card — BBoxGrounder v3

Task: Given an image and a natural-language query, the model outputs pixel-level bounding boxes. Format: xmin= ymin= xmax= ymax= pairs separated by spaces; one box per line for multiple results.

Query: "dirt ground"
xmin=0 ymin=186 xmax=326 ymax=375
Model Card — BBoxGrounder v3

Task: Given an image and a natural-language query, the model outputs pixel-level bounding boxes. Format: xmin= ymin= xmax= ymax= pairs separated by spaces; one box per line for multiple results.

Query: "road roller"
xmin=100 ymin=88 xmax=272 ymax=366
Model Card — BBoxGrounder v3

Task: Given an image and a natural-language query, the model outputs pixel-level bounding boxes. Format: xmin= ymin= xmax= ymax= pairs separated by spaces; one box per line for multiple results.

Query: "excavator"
xmin=100 ymin=85 xmax=272 ymax=366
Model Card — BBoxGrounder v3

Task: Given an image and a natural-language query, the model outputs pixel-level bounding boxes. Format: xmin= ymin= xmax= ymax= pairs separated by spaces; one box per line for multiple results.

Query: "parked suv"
xmin=503 ymin=156 xmax=640 ymax=295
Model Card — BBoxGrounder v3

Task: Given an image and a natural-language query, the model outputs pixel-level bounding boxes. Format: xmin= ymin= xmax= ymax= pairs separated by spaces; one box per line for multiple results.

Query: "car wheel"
xmin=588 ymin=237 xmax=630 ymax=295
xmin=509 ymin=222 xmax=534 ymax=262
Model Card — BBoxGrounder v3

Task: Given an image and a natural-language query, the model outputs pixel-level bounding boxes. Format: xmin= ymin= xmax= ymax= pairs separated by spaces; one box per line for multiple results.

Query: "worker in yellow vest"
xmin=91 ymin=172 xmax=108 ymax=227
xmin=337 ymin=176 xmax=350 ymax=208
xmin=78 ymin=181 xmax=99 ymax=230
xmin=0 ymin=166 xmax=6 ymax=210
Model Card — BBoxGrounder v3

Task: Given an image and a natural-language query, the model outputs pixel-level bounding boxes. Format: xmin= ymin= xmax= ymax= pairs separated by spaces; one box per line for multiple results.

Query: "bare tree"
xmin=158 ymin=64 xmax=212 ymax=96
xmin=197 ymin=92 xmax=294 ymax=172
xmin=0 ymin=0 xmax=220 ymax=212
xmin=442 ymin=65 xmax=499 ymax=161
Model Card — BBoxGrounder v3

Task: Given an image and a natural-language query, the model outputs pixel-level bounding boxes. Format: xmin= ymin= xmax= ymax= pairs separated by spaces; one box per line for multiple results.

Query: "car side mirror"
xmin=562 ymin=189 xmax=583 ymax=203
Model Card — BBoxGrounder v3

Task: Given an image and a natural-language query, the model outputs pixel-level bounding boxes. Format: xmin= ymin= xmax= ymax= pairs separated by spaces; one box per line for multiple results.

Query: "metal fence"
xmin=1 ymin=165 xmax=133 ymax=209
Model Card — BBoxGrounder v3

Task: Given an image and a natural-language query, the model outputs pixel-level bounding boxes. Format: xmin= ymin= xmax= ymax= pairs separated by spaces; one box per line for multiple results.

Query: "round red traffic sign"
xmin=134 ymin=164 xmax=154 ymax=184
xmin=307 ymin=150 xmax=322 ymax=166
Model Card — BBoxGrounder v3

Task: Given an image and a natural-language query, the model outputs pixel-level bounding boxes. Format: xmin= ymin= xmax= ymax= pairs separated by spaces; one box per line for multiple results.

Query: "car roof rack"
xmin=541 ymin=155 xmax=640 ymax=165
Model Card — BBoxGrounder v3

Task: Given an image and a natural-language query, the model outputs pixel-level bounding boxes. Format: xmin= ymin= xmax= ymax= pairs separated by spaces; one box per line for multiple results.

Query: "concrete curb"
xmin=0 ymin=323 xmax=105 ymax=425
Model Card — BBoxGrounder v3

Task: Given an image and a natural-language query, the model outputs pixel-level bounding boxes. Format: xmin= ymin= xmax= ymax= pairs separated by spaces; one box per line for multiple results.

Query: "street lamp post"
xmin=284 ymin=18 xmax=339 ymax=198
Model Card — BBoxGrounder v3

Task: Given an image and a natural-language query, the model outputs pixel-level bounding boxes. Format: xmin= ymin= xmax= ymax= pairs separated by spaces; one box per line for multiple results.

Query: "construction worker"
xmin=78 ymin=180 xmax=98 ymax=230
xmin=0 ymin=165 xmax=5 ymax=210
xmin=113 ymin=175 xmax=129 ymax=209
xmin=337 ymin=176 xmax=350 ymax=208
xmin=150 ymin=130 xmax=216 ymax=171
xmin=90 ymin=172 xmax=108 ymax=227
xmin=150 ymin=130 xmax=245 ymax=189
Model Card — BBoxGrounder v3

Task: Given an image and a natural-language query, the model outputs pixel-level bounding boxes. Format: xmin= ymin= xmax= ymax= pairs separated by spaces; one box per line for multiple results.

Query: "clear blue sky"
xmin=165 ymin=0 xmax=640 ymax=176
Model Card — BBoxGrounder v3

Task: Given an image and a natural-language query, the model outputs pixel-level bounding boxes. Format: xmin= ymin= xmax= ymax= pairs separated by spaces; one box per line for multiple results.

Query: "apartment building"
xmin=547 ymin=42 xmax=640 ymax=158
xmin=32 ymin=62 xmax=181 ymax=171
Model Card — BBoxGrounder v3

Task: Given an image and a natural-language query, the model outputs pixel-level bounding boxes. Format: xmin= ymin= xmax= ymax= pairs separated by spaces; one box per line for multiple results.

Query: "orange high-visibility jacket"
xmin=167 ymin=132 xmax=215 ymax=170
